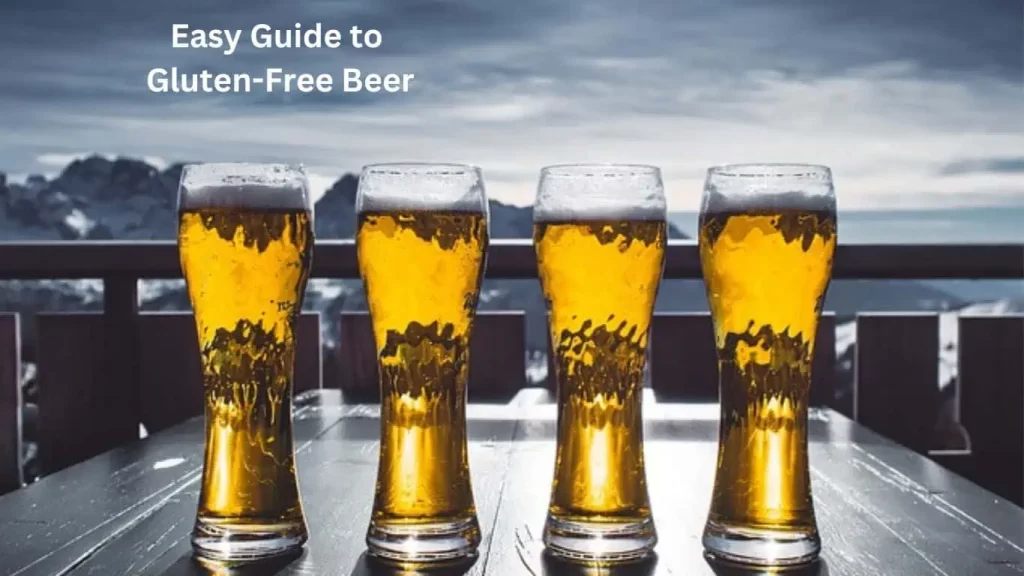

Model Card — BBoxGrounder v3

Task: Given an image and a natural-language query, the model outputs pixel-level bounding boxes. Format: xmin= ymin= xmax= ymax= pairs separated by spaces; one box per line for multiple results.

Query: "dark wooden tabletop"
xmin=1 ymin=389 xmax=1021 ymax=576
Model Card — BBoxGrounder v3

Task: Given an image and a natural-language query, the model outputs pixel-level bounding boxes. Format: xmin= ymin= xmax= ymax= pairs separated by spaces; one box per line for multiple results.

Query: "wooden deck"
xmin=0 ymin=390 xmax=1020 ymax=575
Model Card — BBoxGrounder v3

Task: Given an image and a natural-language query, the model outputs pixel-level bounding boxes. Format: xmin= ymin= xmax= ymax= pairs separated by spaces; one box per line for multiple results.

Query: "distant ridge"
xmin=0 ymin=154 xmax=691 ymax=241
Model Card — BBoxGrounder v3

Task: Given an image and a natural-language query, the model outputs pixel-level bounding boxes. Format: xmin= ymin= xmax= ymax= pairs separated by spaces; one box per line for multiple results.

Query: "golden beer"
xmin=537 ymin=220 xmax=664 ymax=521
xmin=699 ymin=164 xmax=836 ymax=567
xmin=358 ymin=207 xmax=487 ymax=562
xmin=178 ymin=163 xmax=313 ymax=562
xmin=535 ymin=163 xmax=667 ymax=565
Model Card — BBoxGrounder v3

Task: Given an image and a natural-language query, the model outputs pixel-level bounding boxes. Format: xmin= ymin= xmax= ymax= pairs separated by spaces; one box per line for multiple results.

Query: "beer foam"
xmin=356 ymin=163 xmax=487 ymax=213
xmin=701 ymin=164 xmax=836 ymax=214
xmin=533 ymin=164 xmax=667 ymax=222
xmin=702 ymin=190 xmax=836 ymax=215
xmin=178 ymin=163 xmax=310 ymax=211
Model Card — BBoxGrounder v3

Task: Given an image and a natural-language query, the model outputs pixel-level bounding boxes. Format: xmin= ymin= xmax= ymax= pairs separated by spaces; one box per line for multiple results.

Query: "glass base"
xmin=191 ymin=517 xmax=307 ymax=563
xmin=543 ymin=515 xmax=657 ymax=565
xmin=703 ymin=520 xmax=820 ymax=568
xmin=366 ymin=516 xmax=481 ymax=566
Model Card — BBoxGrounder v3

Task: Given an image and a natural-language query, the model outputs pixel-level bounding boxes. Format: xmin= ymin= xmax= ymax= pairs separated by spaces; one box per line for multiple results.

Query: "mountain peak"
xmin=1 ymin=155 xmax=689 ymax=241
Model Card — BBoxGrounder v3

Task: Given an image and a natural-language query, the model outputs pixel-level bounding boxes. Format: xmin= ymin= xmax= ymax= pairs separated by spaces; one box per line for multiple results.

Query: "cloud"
xmin=35 ymin=152 xmax=168 ymax=171
xmin=940 ymin=157 xmax=1024 ymax=176
xmin=305 ymin=172 xmax=337 ymax=203
xmin=36 ymin=153 xmax=100 ymax=168
xmin=0 ymin=0 xmax=1020 ymax=211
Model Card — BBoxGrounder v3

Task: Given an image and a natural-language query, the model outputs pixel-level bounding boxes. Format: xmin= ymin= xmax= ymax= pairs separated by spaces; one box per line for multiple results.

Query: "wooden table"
xmin=1 ymin=390 xmax=1021 ymax=575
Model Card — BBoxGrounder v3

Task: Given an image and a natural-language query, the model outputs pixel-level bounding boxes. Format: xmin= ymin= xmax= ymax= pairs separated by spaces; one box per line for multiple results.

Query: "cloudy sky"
xmin=0 ymin=0 xmax=1021 ymax=210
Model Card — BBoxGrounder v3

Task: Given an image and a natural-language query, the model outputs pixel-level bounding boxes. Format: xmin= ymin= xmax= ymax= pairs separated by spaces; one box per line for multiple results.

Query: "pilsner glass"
xmin=536 ymin=164 xmax=666 ymax=564
xmin=178 ymin=163 xmax=313 ymax=562
xmin=357 ymin=163 xmax=488 ymax=565
xmin=699 ymin=164 xmax=837 ymax=567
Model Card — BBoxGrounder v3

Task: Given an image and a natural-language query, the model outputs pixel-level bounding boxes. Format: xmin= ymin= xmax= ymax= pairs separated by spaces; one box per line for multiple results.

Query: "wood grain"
xmin=489 ymin=406 xmax=1024 ymax=576
xmin=0 ymin=393 xmax=343 ymax=576
xmin=1 ymin=391 xmax=1021 ymax=575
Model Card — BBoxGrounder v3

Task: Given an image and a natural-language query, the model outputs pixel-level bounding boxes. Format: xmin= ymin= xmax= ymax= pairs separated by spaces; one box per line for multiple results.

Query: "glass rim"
xmin=180 ymin=161 xmax=307 ymax=176
xmin=178 ymin=162 xmax=309 ymax=191
xmin=360 ymin=162 xmax=482 ymax=175
xmin=540 ymin=163 xmax=662 ymax=177
xmin=707 ymin=163 xmax=832 ymax=180
xmin=177 ymin=162 xmax=310 ymax=212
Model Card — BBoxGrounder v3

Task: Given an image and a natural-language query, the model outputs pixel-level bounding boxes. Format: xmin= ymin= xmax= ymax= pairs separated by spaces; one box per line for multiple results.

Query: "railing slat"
xmin=465 ymin=311 xmax=527 ymax=402
xmin=103 ymin=276 xmax=142 ymax=445
xmin=958 ymin=315 xmax=1024 ymax=506
xmin=337 ymin=311 xmax=527 ymax=402
xmin=138 ymin=312 xmax=202 ymax=435
xmin=35 ymin=312 xmax=322 ymax=468
xmin=294 ymin=312 xmax=323 ymax=394
xmin=37 ymin=313 xmax=134 ymax=474
xmin=139 ymin=311 xmax=323 ymax=435
xmin=810 ymin=313 xmax=837 ymax=407
xmin=336 ymin=311 xmax=376 ymax=400
xmin=0 ymin=313 xmax=22 ymax=494
xmin=650 ymin=313 xmax=717 ymax=401
xmin=649 ymin=312 xmax=836 ymax=405
xmin=855 ymin=313 xmax=940 ymax=453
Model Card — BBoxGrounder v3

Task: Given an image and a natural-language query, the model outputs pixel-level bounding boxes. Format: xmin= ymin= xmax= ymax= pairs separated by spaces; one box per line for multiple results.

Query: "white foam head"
xmin=702 ymin=164 xmax=836 ymax=214
xmin=533 ymin=164 xmax=667 ymax=223
xmin=177 ymin=163 xmax=310 ymax=211
xmin=355 ymin=163 xmax=487 ymax=214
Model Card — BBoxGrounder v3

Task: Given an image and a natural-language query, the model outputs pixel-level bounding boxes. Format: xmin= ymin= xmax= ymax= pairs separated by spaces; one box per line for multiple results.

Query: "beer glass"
xmin=699 ymin=164 xmax=837 ymax=567
xmin=356 ymin=163 xmax=488 ymax=564
xmin=536 ymin=164 xmax=666 ymax=564
xmin=178 ymin=163 xmax=314 ymax=561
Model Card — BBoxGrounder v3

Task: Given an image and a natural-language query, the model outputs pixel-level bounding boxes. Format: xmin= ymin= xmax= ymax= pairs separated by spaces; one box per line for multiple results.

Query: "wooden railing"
xmin=0 ymin=240 xmax=1021 ymax=505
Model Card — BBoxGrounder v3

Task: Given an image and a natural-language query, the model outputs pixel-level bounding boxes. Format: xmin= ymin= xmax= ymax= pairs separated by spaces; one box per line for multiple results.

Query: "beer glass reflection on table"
xmin=535 ymin=164 xmax=666 ymax=564
xmin=698 ymin=164 xmax=837 ymax=567
xmin=356 ymin=163 xmax=488 ymax=565
xmin=177 ymin=163 xmax=314 ymax=562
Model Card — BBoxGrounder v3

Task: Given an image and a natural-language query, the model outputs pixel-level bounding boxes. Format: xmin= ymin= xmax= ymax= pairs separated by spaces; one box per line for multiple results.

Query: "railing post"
xmin=0 ymin=314 xmax=22 ymax=493
xmin=958 ymin=315 xmax=1024 ymax=506
xmin=103 ymin=275 xmax=141 ymax=444
xmin=649 ymin=313 xmax=717 ymax=401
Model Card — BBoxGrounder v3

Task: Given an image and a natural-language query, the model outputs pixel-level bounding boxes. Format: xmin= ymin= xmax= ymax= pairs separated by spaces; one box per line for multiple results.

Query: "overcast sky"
xmin=0 ymin=0 xmax=1021 ymax=210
